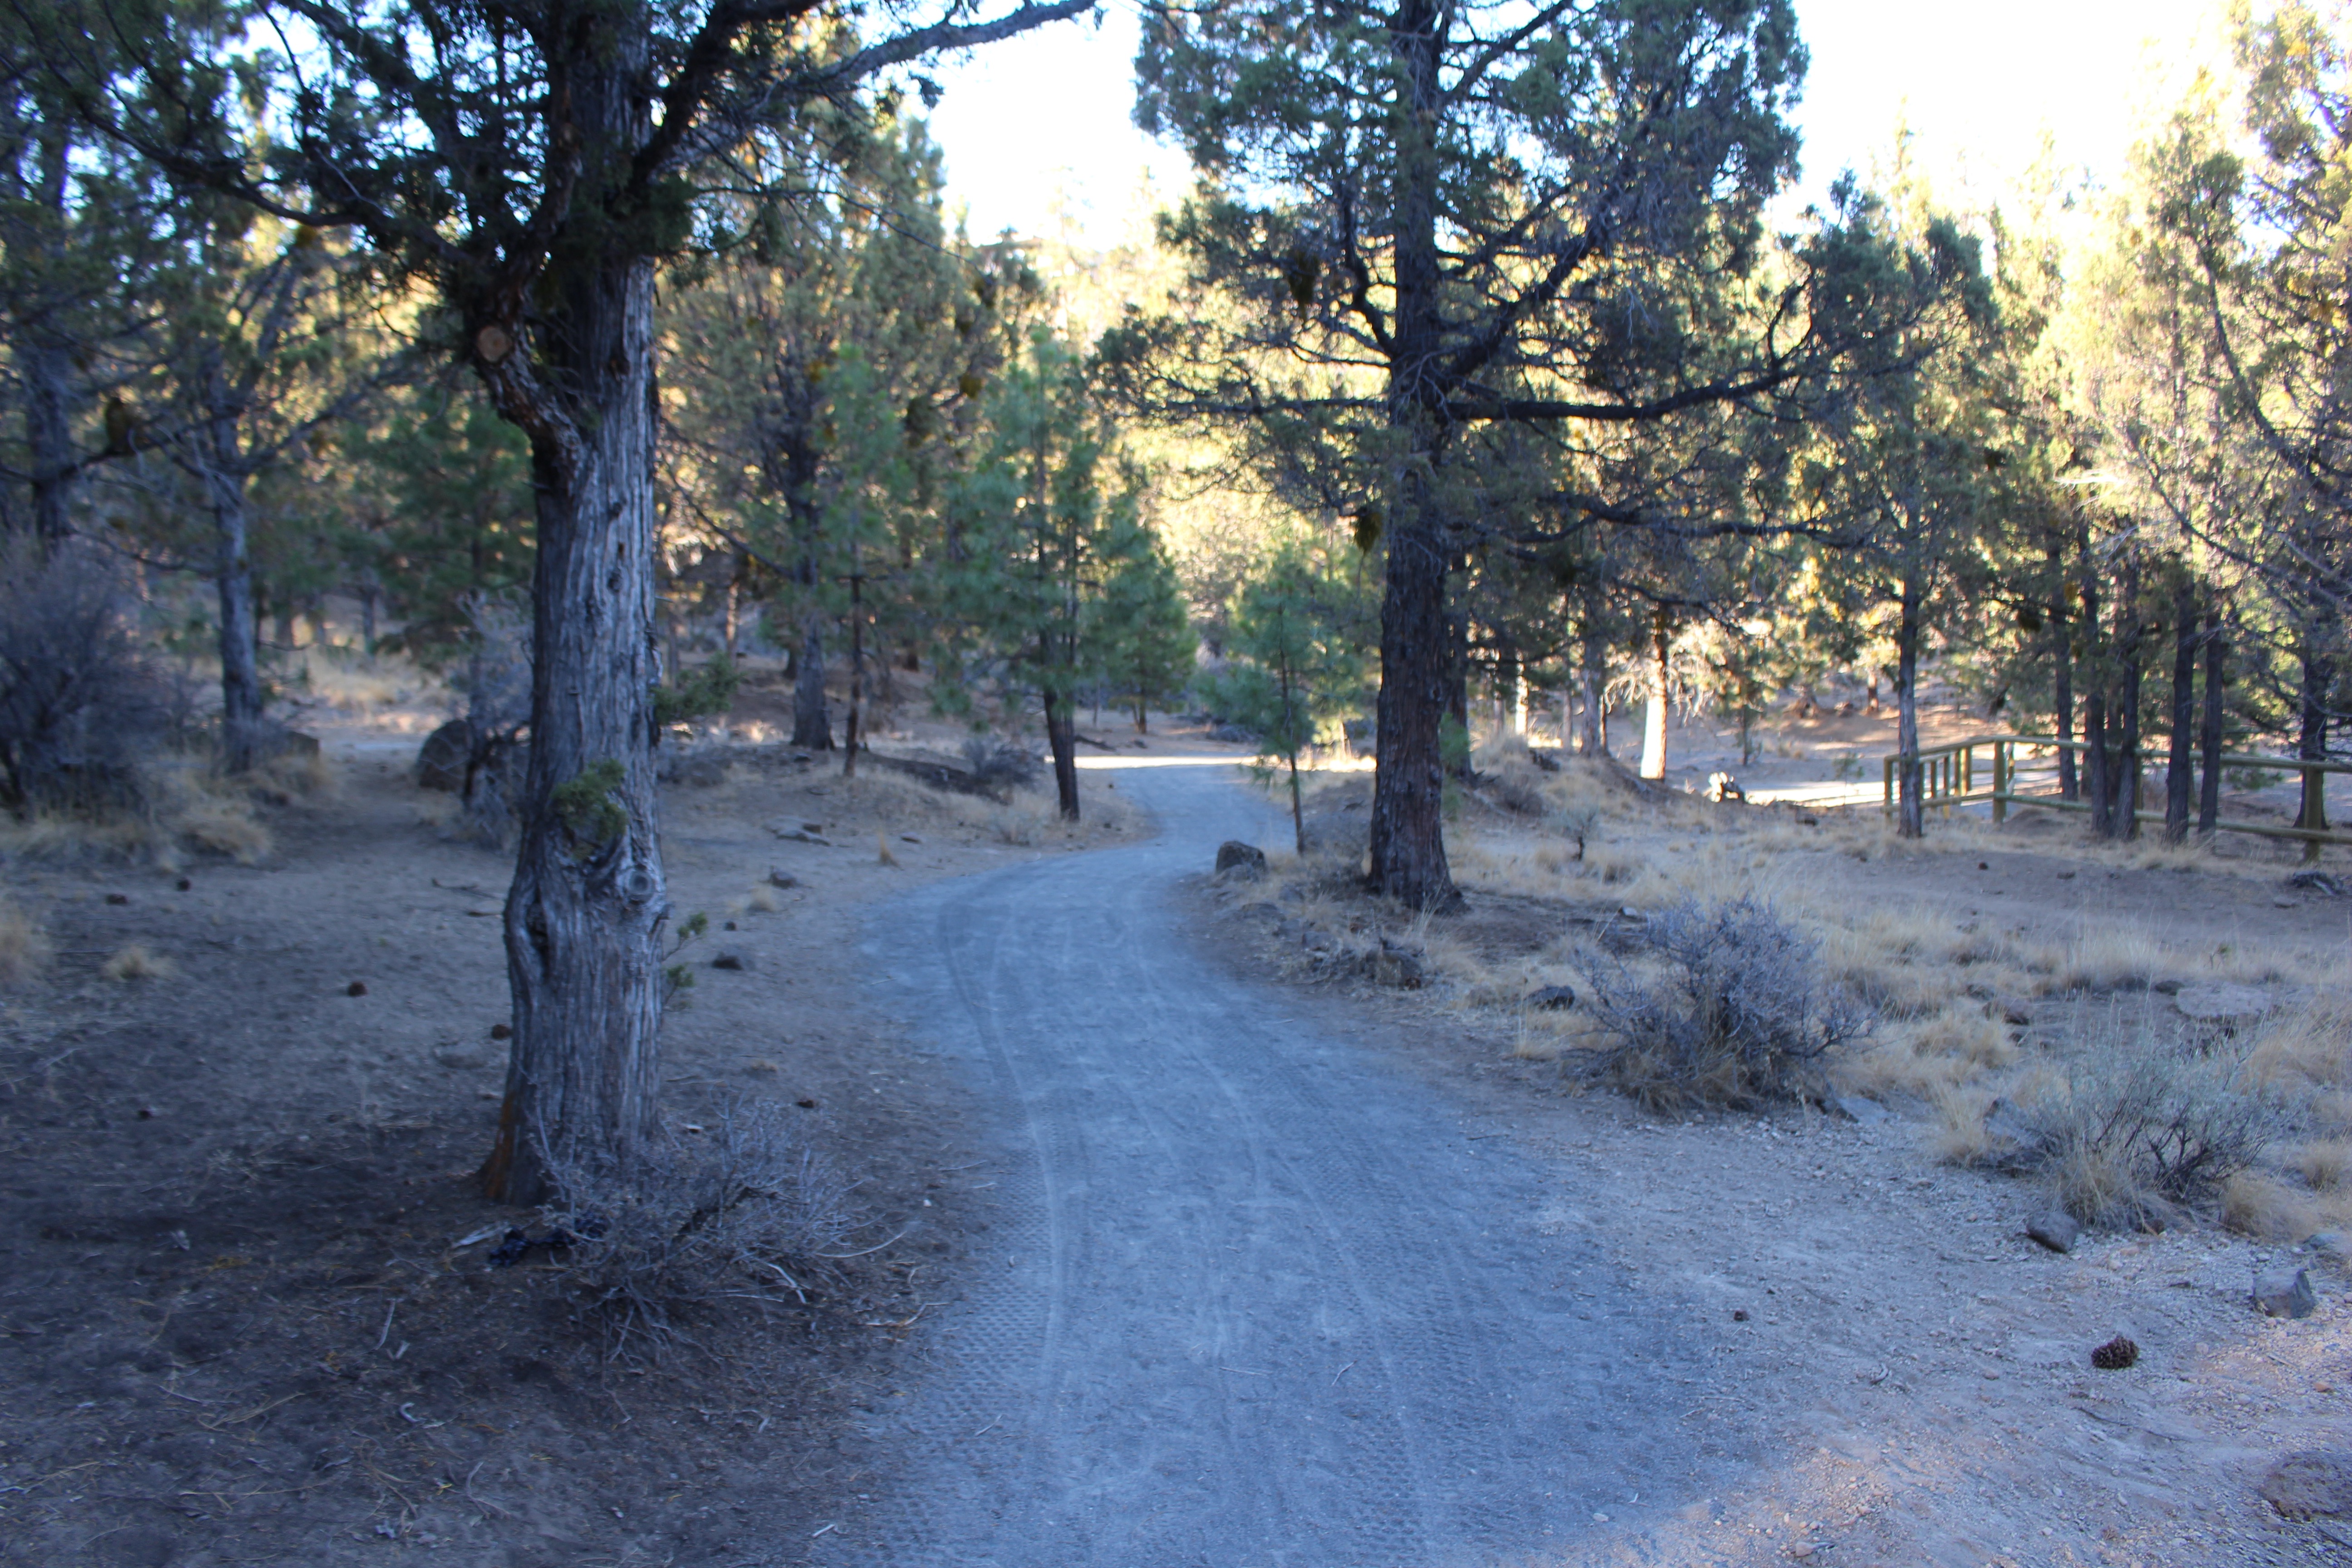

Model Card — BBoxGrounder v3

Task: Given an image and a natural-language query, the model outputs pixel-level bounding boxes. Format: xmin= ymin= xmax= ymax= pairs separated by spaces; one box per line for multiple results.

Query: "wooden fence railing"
xmin=1881 ymin=734 xmax=2352 ymax=853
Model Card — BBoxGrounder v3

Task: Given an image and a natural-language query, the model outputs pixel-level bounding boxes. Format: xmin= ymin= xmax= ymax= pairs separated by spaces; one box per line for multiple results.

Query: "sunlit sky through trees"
xmin=917 ymin=0 xmax=2226 ymax=246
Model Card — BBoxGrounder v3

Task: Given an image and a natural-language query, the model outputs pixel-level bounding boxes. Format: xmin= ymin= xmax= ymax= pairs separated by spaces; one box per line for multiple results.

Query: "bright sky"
xmin=916 ymin=0 xmax=2236 ymax=244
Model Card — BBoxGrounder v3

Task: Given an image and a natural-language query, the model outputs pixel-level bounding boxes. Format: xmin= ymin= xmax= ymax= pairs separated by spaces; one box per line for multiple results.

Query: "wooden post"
xmin=2298 ymin=764 xmax=2327 ymax=863
xmin=1992 ymin=740 xmax=2008 ymax=824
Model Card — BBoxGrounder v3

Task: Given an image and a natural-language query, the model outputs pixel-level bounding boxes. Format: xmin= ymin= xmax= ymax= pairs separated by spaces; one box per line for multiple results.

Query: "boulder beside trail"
xmin=1215 ymin=841 xmax=1267 ymax=878
xmin=416 ymin=720 xmax=472 ymax=792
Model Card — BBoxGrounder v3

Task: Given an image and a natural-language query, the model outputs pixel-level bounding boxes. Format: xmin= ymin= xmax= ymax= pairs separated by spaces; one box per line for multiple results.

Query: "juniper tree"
xmin=37 ymin=0 xmax=1087 ymax=1200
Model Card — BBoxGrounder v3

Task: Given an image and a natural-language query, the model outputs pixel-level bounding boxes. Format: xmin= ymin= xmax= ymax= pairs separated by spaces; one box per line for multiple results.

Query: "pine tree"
xmin=1212 ymin=539 xmax=1367 ymax=853
xmin=1089 ymin=510 xmax=1195 ymax=732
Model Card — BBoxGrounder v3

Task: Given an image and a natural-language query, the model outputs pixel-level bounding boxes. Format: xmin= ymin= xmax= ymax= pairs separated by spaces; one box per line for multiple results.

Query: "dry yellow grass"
xmin=2288 ymin=1137 xmax=2352 ymax=1191
xmin=176 ymin=799 xmax=272 ymax=863
xmin=0 ymin=897 xmax=49 ymax=986
xmin=260 ymin=744 xmax=337 ymax=799
xmin=745 ymin=885 xmax=782 ymax=914
xmin=2249 ymin=995 xmax=2352 ymax=1095
xmin=2221 ymin=1171 xmax=2321 ymax=1241
xmin=102 ymin=944 xmax=173 ymax=981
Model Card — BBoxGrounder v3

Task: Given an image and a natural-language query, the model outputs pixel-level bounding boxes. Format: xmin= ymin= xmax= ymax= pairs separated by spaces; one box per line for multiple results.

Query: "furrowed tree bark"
xmin=20 ymin=128 xmax=77 ymax=549
xmin=1370 ymin=473 xmax=1455 ymax=906
xmin=1896 ymin=572 xmax=1922 ymax=838
xmin=1444 ymin=583 xmax=1471 ymax=778
xmin=480 ymin=83 xmax=667 ymax=1208
xmin=2296 ymin=642 xmax=2333 ymax=839
xmin=23 ymin=337 xmax=77 ymax=549
xmin=2106 ymin=556 xmax=2142 ymax=841
xmin=1365 ymin=0 xmax=1456 ymax=911
xmin=1499 ymin=641 xmax=1524 ymax=735
xmin=1638 ymin=607 xmax=1671 ymax=782
xmin=793 ymin=618 xmax=832 ymax=749
xmin=2049 ymin=540 xmax=2076 ymax=801
xmin=1043 ymin=676 xmax=1079 ymax=820
xmin=1576 ymin=617 xmax=1607 ymax=756
xmin=2199 ymin=610 xmax=2224 ymax=834
xmin=2165 ymin=579 xmax=2196 ymax=843
xmin=2080 ymin=530 xmax=2108 ymax=835
xmin=200 ymin=418 xmax=266 ymax=775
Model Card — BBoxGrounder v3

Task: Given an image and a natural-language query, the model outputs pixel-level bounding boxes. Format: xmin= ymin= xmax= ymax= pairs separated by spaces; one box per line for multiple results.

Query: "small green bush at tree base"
xmin=2019 ymin=1029 xmax=2276 ymax=1229
xmin=1578 ymin=898 xmax=1871 ymax=1110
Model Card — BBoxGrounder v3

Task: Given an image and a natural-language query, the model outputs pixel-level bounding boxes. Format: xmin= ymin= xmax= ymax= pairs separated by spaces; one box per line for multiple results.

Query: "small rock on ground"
xmin=2261 ymin=1451 xmax=2352 ymax=1519
xmin=2254 ymin=1266 xmax=2318 ymax=1319
xmin=1829 ymin=1093 xmax=1895 ymax=1128
xmin=2173 ymin=982 xmax=2282 ymax=1024
xmin=1215 ymin=841 xmax=1268 ymax=878
xmin=2027 ymin=1209 xmax=2082 ymax=1254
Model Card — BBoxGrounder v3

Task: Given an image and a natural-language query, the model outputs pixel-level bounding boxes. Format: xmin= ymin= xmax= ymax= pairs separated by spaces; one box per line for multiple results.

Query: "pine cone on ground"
xmin=2090 ymin=1335 xmax=2138 ymax=1370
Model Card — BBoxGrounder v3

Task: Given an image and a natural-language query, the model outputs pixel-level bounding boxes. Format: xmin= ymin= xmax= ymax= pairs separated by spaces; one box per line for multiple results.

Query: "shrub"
xmin=2019 ymin=1029 xmax=2276 ymax=1228
xmin=102 ymin=943 xmax=173 ymax=981
xmin=960 ymin=735 xmax=1041 ymax=789
xmin=0 ymin=896 xmax=48 ymax=985
xmin=1576 ymin=897 xmax=1870 ymax=1109
xmin=0 ymin=544 xmax=179 ymax=815
xmin=535 ymin=1098 xmax=858 ymax=1360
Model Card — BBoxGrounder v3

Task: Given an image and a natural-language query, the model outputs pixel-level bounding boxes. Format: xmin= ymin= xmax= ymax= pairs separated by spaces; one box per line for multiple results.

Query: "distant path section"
xmin=826 ymin=754 xmax=1744 ymax=1567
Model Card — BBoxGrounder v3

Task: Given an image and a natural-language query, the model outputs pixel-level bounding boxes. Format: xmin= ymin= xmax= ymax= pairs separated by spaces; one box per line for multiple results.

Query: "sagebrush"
xmin=536 ymin=1099 xmax=858 ymax=1359
xmin=2014 ymin=1027 xmax=2277 ymax=1228
xmin=0 ymin=544 xmax=181 ymax=815
xmin=1576 ymin=897 xmax=1870 ymax=1109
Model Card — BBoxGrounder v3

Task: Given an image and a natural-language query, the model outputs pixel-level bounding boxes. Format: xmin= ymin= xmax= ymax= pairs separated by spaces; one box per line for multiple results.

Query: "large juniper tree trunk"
xmin=479 ymin=88 xmax=668 ymax=1206
xmin=2165 ymin=579 xmax=2196 ymax=843
xmin=1366 ymin=0 xmax=1455 ymax=911
xmin=200 ymin=421 xmax=266 ymax=775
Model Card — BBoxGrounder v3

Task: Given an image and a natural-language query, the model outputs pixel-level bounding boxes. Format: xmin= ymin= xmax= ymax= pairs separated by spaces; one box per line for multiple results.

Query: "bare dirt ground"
xmin=1191 ymin=714 xmax=2352 ymax=1567
xmin=0 ymin=664 xmax=1137 ymax=1568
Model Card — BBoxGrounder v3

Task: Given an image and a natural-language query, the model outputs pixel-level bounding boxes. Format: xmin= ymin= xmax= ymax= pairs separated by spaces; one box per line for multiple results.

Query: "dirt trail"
xmin=809 ymin=754 xmax=1763 ymax=1565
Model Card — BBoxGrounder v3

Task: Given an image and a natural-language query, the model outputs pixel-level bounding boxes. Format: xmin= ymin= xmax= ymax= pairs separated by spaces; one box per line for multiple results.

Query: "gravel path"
xmin=823 ymin=758 xmax=1751 ymax=1567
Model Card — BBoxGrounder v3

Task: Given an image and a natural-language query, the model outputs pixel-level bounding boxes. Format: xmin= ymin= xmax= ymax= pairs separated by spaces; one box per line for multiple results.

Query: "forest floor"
xmin=0 ymin=662 xmax=1142 ymax=1568
xmin=1 ymin=671 xmax=2346 ymax=1568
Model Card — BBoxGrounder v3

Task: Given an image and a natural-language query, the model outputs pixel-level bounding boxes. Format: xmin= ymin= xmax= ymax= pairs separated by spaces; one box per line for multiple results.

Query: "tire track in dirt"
xmin=824 ymin=760 xmax=1748 ymax=1566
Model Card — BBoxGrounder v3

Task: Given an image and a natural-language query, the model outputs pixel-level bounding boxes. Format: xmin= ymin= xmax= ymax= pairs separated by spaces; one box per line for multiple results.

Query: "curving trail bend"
xmin=824 ymin=758 xmax=1749 ymax=1568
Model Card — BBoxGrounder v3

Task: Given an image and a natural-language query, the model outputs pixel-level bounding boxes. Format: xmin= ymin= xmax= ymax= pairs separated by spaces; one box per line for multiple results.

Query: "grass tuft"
xmin=102 ymin=943 xmax=173 ymax=981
